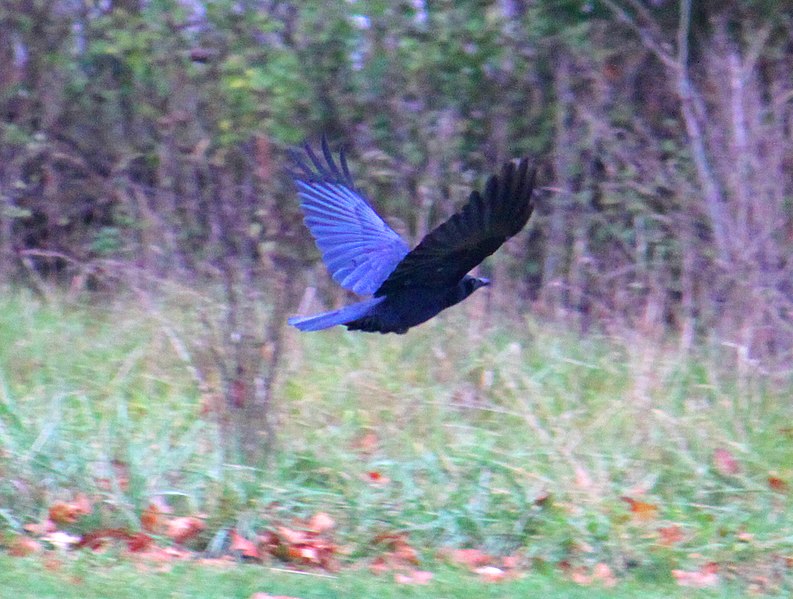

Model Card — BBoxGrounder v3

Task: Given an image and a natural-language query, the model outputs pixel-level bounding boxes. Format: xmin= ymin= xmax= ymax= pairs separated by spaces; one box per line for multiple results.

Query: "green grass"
xmin=1 ymin=287 xmax=792 ymax=596
xmin=0 ymin=555 xmax=765 ymax=598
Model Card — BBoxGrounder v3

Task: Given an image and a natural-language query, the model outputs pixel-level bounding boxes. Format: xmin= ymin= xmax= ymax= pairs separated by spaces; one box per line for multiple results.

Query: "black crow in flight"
xmin=288 ymin=138 xmax=536 ymax=334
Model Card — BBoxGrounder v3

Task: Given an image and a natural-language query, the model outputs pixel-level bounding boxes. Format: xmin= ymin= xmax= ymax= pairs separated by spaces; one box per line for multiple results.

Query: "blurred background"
xmin=2 ymin=0 xmax=791 ymax=366
xmin=1 ymin=3 xmax=793 ymax=583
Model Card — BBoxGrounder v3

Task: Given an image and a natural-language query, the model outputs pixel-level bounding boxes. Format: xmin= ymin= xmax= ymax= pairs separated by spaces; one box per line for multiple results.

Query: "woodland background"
xmin=1 ymin=2 xmax=793 ymax=593
xmin=1 ymin=0 xmax=793 ymax=445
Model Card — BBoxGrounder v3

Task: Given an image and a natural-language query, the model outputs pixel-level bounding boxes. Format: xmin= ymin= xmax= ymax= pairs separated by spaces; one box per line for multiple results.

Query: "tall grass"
xmin=0 ymin=288 xmax=791 ymax=581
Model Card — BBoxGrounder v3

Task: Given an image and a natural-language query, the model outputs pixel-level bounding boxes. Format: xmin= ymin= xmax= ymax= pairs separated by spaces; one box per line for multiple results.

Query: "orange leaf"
xmin=366 ymin=471 xmax=390 ymax=484
xmin=768 ymin=476 xmax=788 ymax=493
xmin=230 ymin=530 xmax=260 ymax=559
xmin=308 ymin=512 xmax=335 ymax=534
xmin=277 ymin=526 xmax=309 ymax=546
xmin=8 ymin=536 xmax=42 ymax=557
xmin=166 ymin=516 xmax=205 ymax=544
xmin=141 ymin=504 xmax=163 ymax=533
xmin=713 ymin=448 xmax=740 ymax=476
xmin=658 ymin=525 xmax=684 ymax=546
xmin=621 ymin=496 xmax=658 ymax=521
xmin=49 ymin=500 xmax=85 ymax=525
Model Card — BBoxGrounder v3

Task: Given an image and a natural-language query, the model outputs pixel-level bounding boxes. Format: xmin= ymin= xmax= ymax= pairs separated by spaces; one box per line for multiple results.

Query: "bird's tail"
xmin=288 ymin=297 xmax=385 ymax=332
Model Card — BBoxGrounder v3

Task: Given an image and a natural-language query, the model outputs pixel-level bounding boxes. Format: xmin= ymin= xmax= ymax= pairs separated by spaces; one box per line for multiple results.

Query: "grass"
xmin=1 ymin=287 xmax=792 ymax=596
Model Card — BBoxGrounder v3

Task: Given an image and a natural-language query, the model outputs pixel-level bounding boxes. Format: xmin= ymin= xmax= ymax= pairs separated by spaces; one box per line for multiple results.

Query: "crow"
xmin=288 ymin=137 xmax=537 ymax=334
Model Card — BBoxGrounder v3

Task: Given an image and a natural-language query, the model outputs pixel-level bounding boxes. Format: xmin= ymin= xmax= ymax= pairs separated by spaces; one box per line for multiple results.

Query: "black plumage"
xmin=288 ymin=138 xmax=537 ymax=334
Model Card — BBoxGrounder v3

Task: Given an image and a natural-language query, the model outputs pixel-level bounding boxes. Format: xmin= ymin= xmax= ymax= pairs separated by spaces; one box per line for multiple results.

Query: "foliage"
xmin=0 ymin=291 xmax=791 ymax=593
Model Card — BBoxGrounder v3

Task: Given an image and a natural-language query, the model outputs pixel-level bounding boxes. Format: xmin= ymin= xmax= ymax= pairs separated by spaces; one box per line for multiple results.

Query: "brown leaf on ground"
xmin=166 ymin=516 xmax=205 ymax=544
xmin=768 ymin=475 xmax=788 ymax=493
xmin=672 ymin=563 xmax=719 ymax=588
xmin=8 ymin=535 xmax=43 ymax=557
xmin=24 ymin=519 xmax=57 ymax=536
xmin=368 ymin=533 xmax=422 ymax=575
xmin=48 ymin=495 xmax=92 ymax=525
xmin=141 ymin=497 xmax=171 ymax=533
xmin=621 ymin=496 xmax=658 ymax=521
xmin=441 ymin=548 xmax=493 ymax=569
xmin=713 ymin=448 xmax=740 ymax=476
xmin=394 ymin=570 xmax=434 ymax=585
xmin=307 ymin=512 xmax=335 ymax=534
xmin=657 ymin=524 xmax=685 ymax=546
xmin=127 ymin=532 xmax=154 ymax=552
xmin=261 ymin=520 xmax=339 ymax=570
xmin=230 ymin=530 xmax=260 ymax=560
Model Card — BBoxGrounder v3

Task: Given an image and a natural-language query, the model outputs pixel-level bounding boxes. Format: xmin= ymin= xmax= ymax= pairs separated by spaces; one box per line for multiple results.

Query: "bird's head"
xmin=462 ymin=275 xmax=490 ymax=295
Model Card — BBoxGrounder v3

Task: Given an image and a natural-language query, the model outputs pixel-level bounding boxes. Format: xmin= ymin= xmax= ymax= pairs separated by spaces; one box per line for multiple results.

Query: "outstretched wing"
xmin=375 ymin=158 xmax=536 ymax=296
xmin=290 ymin=137 xmax=409 ymax=296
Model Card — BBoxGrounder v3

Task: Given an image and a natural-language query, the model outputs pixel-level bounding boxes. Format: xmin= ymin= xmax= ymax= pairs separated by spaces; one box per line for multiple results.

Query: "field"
xmin=1 ymin=288 xmax=791 ymax=597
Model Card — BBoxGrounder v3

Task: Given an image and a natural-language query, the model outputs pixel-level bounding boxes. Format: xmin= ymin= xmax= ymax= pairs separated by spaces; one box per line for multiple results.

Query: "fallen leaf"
xmin=394 ymin=570 xmax=434 ymax=585
xmin=48 ymin=498 xmax=91 ymax=525
xmin=308 ymin=512 xmax=335 ymax=534
xmin=166 ymin=516 xmax=205 ymax=544
xmin=230 ymin=530 xmax=260 ymax=559
xmin=713 ymin=448 xmax=740 ymax=476
xmin=672 ymin=563 xmax=719 ymax=588
xmin=592 ymin=562 xmax=617 ymax=587
xmin=127 ymin=532 xmax=154 ymax=552
xmin=141 ymin=503 xmax=165 ymax=533
xmin=658 ymin=525 xmax=685 ymax=546
xmin=277 ymin=526 xmax=309 ymax=546
xmin=768 ymin=476 xmax=788 ymax=493
xmin=8 ymin=536 xmax=42 ymax=557
xmin=24 ymin=519 xmax=57 ymax=536
xmin=366 ymin=471 xmax=390 ymax=485
xmin=621 ymin=496 xmax=658 ymax=521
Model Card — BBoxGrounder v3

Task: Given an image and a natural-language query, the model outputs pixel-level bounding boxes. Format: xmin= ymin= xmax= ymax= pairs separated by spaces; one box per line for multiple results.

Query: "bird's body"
xmin=288 ymin=138 xmax=536 ymax=334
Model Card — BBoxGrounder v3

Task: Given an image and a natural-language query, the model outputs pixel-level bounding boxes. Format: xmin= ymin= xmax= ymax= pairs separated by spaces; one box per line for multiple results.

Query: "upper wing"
xmin=375 ymin=158 xmax=536 ymax=296
xmin=290 ymin=137 xmax=410 ymax=296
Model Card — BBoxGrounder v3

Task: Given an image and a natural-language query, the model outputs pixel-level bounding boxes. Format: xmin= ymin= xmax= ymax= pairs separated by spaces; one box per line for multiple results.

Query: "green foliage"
xmin=0 ymin=290 xmax=790 ymax=591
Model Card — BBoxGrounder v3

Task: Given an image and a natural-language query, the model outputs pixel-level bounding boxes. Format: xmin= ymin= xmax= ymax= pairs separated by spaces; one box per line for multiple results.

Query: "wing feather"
xmin=375 ymin=158 xmax=536 ymax=295
xmin=291 ymin=137 xmax=409 ymax=296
